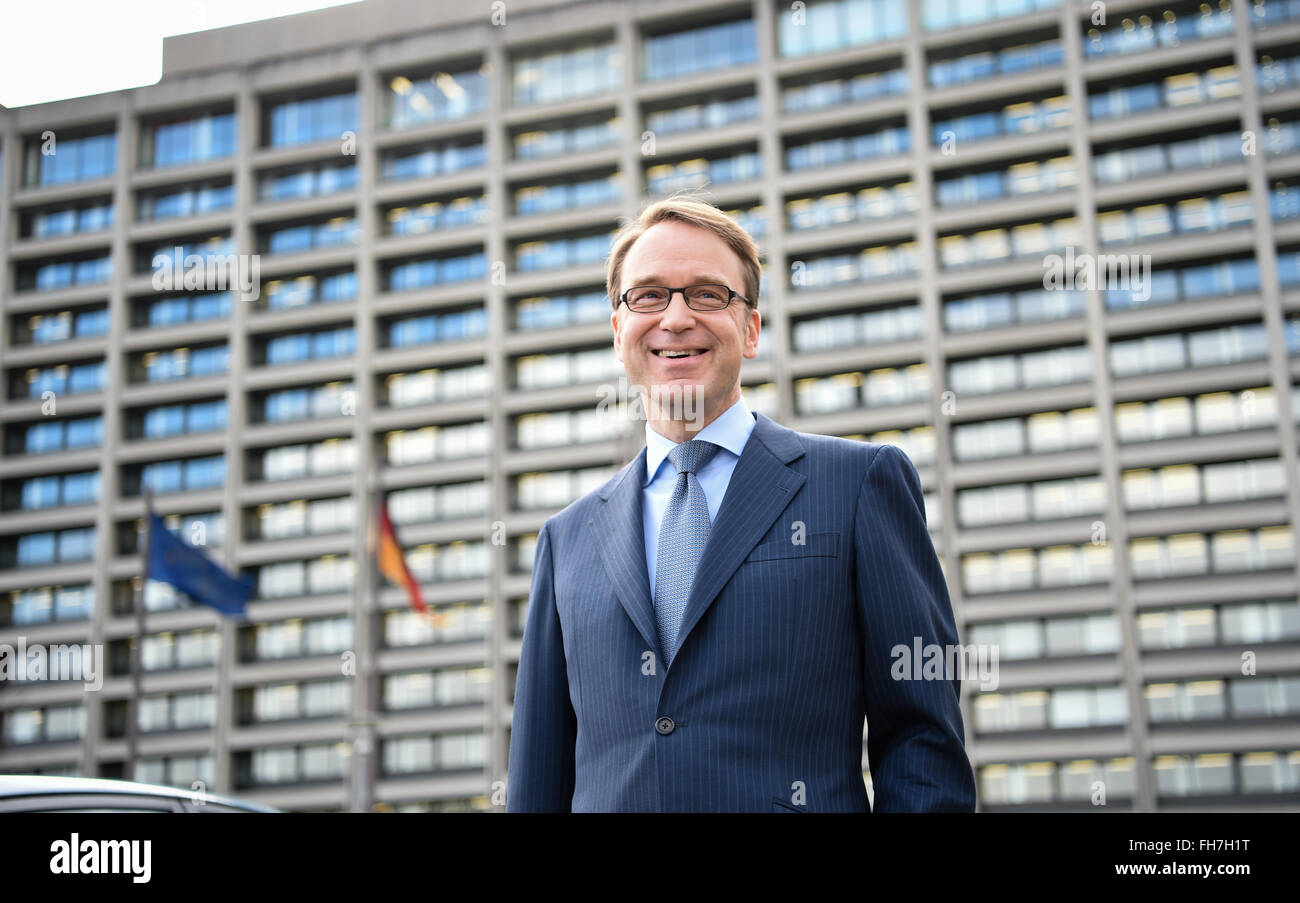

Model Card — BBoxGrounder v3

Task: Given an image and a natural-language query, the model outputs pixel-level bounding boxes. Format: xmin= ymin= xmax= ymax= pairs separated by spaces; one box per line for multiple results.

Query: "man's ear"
xmin=611 ymin=307 xmax=623 ymax=361
xmin=743 ymin=306 xmax=761 ymax=359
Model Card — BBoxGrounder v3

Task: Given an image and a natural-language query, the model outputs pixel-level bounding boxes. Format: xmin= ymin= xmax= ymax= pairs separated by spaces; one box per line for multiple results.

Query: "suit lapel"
xmin=587 ymin=414 xmax=809 ymax=666
xmin=588 ymin=448 xmax=661 ymax=656
xmin=673 ymin=413 xmax=806 ymax=662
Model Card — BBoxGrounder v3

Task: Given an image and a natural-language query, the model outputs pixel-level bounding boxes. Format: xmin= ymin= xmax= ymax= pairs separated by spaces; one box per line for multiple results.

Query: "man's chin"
xmin=637 ymin=379 xmax=711 ymax=427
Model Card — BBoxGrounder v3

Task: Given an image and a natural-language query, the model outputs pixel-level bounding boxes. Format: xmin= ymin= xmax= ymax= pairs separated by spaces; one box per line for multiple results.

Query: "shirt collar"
xmin=644 ymin=394 xmax=755 ymax=486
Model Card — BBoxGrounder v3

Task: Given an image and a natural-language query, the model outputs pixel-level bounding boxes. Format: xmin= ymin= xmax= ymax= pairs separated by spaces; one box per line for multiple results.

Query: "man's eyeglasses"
xmin=618 ymin=284 xmax=750 ymax=313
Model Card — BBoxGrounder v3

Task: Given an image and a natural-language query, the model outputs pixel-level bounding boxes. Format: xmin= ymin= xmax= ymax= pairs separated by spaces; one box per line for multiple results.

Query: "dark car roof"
xmin=0 ymin=774 xmax=280 ymax=812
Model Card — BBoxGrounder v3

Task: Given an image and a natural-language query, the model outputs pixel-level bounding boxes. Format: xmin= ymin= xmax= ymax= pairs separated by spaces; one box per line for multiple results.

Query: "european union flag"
xmin=146 ymin=512 xmax=253 ymax=618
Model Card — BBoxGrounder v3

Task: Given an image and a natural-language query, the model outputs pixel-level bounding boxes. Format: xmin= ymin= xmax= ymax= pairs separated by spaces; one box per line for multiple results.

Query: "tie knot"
xmin=667 ymin=439 xmax=719 ymax=476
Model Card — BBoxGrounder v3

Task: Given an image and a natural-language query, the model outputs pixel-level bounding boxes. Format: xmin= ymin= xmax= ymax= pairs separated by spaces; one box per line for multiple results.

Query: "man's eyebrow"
xmin=628 ymin=274 xmax=734 ymax=285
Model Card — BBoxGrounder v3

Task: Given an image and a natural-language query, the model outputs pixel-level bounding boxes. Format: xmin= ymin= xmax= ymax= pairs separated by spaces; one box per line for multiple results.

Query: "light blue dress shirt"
xmin=643 ymin=395 xmax=756 ymax=599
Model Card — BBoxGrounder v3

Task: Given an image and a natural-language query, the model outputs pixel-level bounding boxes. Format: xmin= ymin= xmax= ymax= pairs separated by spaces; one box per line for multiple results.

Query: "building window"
xmin=512 ymin=41 xmax=620 ymax=106
xmin=644 ymin=19 xmax=756 ymax=81
xmin=140 ymin=112 xmax=235 ymax=169
xmin=386 ymin=66 xmax=487 ymax=129
xmin=24 ymin=131 xmax=116 ymax=186
xmin=779 ymin=0 xmax=907 ymax=56
xmin=265 ymin=92 xmax=358 ymax=148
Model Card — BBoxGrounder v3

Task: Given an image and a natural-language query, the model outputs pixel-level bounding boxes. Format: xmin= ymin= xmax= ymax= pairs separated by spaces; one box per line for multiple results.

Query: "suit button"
xmin=655 ymin=716 xmax=675 ymax=735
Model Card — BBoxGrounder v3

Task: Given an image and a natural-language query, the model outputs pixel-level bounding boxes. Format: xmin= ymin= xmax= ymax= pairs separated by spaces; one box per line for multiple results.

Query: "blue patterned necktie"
xmin=653 ymin=439 xmax=721 ymax=665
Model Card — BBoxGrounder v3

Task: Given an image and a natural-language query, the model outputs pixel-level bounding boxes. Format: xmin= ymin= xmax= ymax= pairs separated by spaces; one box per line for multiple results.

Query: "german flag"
xmin=374 ymin=494 xmax=428 ymax=615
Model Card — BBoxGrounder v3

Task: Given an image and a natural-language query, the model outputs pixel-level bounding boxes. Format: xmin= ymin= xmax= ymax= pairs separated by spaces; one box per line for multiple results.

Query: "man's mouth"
xmin=652 ymin=349 xmax=707 ymax=358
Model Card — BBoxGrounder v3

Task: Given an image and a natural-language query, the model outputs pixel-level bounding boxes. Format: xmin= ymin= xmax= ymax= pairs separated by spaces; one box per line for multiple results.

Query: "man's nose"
xmin=656 ymin=292 xmax=697 ymax=329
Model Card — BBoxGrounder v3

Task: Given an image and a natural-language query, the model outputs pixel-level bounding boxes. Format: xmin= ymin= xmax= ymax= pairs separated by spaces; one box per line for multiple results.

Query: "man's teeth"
xmin=655 ymin=349 xmax=703 ymax=357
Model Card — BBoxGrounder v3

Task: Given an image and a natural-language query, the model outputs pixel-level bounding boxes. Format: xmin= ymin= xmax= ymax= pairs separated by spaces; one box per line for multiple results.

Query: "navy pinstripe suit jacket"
xmin=507 ymin=411 xmax=976 ymax=812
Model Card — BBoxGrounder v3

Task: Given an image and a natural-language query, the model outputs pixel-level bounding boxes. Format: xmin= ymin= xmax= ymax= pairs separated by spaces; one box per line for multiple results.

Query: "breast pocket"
xmin=743 ymin=530 xmax=840 ymax=563
xmin=728 ymin=530 xmax=849 ymax=679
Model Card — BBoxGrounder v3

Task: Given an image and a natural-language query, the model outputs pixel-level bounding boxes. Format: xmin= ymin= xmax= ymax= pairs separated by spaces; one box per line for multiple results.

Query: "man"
xmin=507 ymin=197 xmax=975 ymax=812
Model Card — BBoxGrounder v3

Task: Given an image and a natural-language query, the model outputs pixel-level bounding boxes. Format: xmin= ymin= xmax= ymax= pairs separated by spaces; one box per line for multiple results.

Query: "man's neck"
xmin=648 ymin=389 xmax=741 ymax=444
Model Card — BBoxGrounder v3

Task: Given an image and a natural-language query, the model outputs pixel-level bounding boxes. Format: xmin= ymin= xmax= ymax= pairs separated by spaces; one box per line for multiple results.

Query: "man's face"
xmin=611 ymin=220 xmax=760 ymax=428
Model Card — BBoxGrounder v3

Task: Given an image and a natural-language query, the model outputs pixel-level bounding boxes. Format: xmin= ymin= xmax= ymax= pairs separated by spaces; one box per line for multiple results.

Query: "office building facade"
xmin=1 ymin=0 xmax=1298 ymax=811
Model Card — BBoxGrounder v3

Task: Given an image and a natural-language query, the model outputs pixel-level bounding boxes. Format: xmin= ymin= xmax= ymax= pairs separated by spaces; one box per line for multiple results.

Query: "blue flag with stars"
xmin=146 ymin=511 xmax=253 ymax=618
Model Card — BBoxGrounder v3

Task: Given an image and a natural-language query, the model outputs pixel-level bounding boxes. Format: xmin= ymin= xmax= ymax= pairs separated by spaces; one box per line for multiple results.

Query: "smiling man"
xmin=506 ymin=197 xmax=976 ymax=813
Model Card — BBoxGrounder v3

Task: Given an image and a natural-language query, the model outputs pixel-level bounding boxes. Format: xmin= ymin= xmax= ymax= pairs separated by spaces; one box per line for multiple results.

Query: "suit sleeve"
xmin=854 ymin=443 xmax=977 ymax=812
xmin=506 ymin=519 xmax=577 ymax=812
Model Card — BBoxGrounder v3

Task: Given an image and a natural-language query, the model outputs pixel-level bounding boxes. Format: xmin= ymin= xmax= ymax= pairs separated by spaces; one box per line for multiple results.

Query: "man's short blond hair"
xmin=606 ymin=195 xmax=762 ymax=311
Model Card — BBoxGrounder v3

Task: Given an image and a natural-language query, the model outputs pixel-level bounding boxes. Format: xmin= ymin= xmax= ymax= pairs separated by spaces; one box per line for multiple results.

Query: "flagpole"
xmin=366 ymin=472 xmax=379 ymax=813
xmin=127 ymin=488 xmax=153 ymax=782
xmin=350 ymin=467 xmax=379 ymax=813
xmin=212 ymin=526 xmax=235 ymax=804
